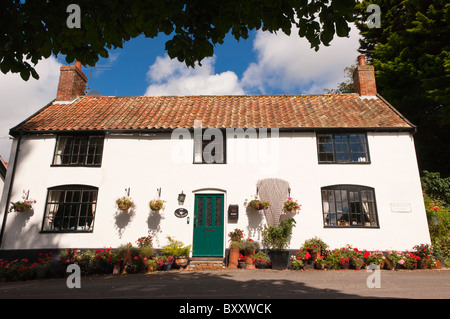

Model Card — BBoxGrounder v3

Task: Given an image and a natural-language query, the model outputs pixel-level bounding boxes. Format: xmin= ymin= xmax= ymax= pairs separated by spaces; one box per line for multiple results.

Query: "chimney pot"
xmin=357 ymin=55 xmax=366 ymax=66
xmin=75 ymin=60 xmax=82 ymax=70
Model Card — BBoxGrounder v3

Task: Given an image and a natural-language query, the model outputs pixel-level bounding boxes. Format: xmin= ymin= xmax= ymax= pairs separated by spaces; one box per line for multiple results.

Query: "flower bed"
xmin=0 ymin=241 xmax=442 ymax=281
xmin=288 ymin=241 xmax=441 ymax=271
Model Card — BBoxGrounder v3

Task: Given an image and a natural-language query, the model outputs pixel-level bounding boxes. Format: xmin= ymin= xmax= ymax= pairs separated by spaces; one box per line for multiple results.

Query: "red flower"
xmin=304 ymin=252 xmax=311 ymax=260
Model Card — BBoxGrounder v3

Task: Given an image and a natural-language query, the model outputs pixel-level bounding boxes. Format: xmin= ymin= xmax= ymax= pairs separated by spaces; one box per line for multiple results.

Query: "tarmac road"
xmin=1 ymin=268 xmax=449 ymax=300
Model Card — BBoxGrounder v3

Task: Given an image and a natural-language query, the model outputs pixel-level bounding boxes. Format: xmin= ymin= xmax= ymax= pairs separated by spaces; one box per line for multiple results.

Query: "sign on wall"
xmin=174 ymin=208 xmax=188 ymax=218
xmin=390 ymin=203 xmax=412 ymax=213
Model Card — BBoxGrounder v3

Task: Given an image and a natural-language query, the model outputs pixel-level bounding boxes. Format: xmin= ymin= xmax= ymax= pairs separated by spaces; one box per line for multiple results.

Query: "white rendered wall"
xmin=0 ymin=131 xmax=431 ymax=253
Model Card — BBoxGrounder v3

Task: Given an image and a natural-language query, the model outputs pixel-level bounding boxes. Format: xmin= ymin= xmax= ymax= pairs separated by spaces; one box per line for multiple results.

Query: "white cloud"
xmin=144 ymin=56 xmax=244 ymax=96
xmin=0 ymin=57 xmax=62 ymax=161
xmin=241 ymin=24 xmax=361 ymax=94
xmin=144 ymin=24 xmax=361 ymax=97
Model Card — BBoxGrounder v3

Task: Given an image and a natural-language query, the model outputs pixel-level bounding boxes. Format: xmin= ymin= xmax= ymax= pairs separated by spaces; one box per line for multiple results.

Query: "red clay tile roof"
xmin=11 ymin=94 xmax=414 ymax=134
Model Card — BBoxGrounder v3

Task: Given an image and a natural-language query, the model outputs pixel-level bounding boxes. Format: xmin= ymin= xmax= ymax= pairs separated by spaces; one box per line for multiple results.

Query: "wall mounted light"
xmin=178 ymin=191 xmax=186 ymax=205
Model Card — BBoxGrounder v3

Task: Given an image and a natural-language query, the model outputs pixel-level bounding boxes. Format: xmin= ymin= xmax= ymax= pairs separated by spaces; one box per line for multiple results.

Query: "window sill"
xmin=40 ymin=230 xmax=94 ymax=234
xmin=50 ymin=164 xmax=102 ymax=168
xmin=318 ymin=161 xmax=371 ymax=165
xmin=323 ymin=225 xmax=379 ymax=229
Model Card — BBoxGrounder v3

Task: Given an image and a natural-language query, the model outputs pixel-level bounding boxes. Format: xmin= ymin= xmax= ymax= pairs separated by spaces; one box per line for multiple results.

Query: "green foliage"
xmin=354 ymin=0 xmax=450 ymax=175
xmin=228 ymin=228 xmax=244 ymax=242
xmin=1 ymin=0 xmax=358 ymax=80
xmin=322 ymin=65 xmax=356 ymax=94
xmin=422 ymin=171 xmax=450 ymax=206
xmin=161 ymin=236 xmax=191 ymax=257
xmin=253 ymin=251 xmax=271 ymax=266
xmin=262 ymin=218 xmax=296 ymax=251
xmin=239 ymin=238 xmax=260 ymax=253
xmin=423 ymin=193 xmax=450 ymax=264
xmin=302 ymin=237 xmax=329 ymax=252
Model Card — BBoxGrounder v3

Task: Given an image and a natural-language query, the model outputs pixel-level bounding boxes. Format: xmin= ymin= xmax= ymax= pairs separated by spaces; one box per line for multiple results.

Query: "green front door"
xmin=193 ymin=194 xmax=224 ymax=257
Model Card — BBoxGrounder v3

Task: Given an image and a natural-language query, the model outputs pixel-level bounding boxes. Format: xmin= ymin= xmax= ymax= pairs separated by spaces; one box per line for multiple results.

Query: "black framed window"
xmin=321 ymin=185 xmax=379 ymax=228
xmin=53 ymin=135 xmax=104 ymax=166
xmin=193 ymin=129 xmax=226 ymax=164
xmin=317 ymin=133 xmax=369 ymax=163
xmin=41 ymin=185 xmax=98 ymax=232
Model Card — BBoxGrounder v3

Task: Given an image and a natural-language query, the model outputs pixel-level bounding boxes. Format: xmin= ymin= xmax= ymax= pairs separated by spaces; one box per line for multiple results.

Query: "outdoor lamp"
xmin=178 ymin=191 xmax=186 ymax=205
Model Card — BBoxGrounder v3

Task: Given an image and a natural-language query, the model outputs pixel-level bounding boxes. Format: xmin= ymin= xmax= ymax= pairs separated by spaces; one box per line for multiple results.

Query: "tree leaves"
xmin=355 ymin=0 xmax=450 ymax=176
xmin=0 ymin=0 xmax=357 ymax=80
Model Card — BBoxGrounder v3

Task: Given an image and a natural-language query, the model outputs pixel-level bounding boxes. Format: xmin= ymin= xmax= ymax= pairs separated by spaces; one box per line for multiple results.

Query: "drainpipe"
xmin=0 ymin=133 xmax=22 ymax=247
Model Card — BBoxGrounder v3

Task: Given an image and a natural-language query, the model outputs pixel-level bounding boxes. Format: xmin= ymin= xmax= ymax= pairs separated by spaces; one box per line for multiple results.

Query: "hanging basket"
xmin=149 ymin=199 xmax=166 ymax=211
xmin=247 ymin=199 xmax=270 ymax=211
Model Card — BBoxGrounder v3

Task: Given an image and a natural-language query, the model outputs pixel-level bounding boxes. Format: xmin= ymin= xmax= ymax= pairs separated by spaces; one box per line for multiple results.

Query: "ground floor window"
xmin=41 ymin=185 xmax=98 ymax=232
xmin=321 ymin=185 xmax=379 ymax=227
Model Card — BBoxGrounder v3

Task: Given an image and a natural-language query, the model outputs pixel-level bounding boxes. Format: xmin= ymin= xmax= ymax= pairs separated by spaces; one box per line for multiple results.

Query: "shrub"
xmin=239 ymin=238 xmax=259 ymax=253
xmin=161 ymin=236 xmax=191 ymax=257
xmin=424 ymin=193 xmax=450 ymax=265
xmin=262 ymin=218 xmax=296 ymax=251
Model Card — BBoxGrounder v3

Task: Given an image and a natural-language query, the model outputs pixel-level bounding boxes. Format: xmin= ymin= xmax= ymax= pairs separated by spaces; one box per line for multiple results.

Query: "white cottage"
xmin=0 ymin=56 xmax=431 ymax=260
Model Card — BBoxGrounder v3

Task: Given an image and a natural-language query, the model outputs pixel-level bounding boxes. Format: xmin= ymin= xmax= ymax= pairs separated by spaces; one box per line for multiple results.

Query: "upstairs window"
xmin=193 ymin=129 xmax=226 ymax=164
xmin=41 ymin=185 xmax=98 ymax=232
xmin=321 ymin=185 xmax=379 ymax=228
xmin=53 ymin=135 xmax=104 ymax=166
xmin=317 ymin=133 xmax=369 ymax=163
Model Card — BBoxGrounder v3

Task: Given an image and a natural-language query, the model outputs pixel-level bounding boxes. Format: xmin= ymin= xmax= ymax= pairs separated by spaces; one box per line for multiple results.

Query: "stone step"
xmin=186 ymin=257 xmax=226 ymax=270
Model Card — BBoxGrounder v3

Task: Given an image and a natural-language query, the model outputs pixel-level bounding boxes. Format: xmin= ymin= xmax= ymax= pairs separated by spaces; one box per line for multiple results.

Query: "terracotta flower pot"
xmin=228 ymin=247 xmax=239 ymax=269
xmin=245 ymin=250 xmax=256 ymax=269
xmin=113 ymin=262 xmax=121 ymax=275
xmin=175 ymin=256 xmax=188 ymax=268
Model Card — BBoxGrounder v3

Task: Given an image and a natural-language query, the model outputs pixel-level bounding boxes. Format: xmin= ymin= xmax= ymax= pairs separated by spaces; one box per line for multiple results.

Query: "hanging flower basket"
xmin=247 ymin=198 xmax=270 ymax=211
xmin=283 ymin=197 xmax=301 ymax=215
xmin=10 ymin=198 xmax=36 ymax=213
xmin=116 ymin=196 xmax=135 ymax=211
xmin=149 ymin=199 xmax=166 ymax=211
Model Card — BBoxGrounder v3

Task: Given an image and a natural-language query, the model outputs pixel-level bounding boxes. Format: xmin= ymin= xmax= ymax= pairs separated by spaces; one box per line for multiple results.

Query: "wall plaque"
xmin=390 ymin=203 xmax=412 ymax=213
xmin=174 ymin=208 xmax=188 ymax=218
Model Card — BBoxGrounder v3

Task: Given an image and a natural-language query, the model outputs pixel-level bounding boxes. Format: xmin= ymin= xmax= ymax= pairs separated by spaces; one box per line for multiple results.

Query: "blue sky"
xmin=0 ymin=25 xmax=361 ymax=161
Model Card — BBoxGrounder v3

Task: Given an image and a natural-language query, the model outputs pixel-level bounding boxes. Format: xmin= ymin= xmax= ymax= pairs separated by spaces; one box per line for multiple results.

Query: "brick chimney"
xmin=56 ymin=61 xmax=87 ymax=101
xmin=353 ymin=55 xmax=377 ymax=96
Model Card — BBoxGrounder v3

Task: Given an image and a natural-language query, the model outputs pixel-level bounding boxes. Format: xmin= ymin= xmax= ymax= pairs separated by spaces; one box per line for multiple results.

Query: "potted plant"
xmin=302 ymin=237 xmax=328 ymax=260
xmin=124 ymin=255 xmax=148 ymax=274
xmin=254 ymin=251 xmax=271 ymax=269
xmin=325 ymin=249 xmax=341 ymax=270
xmin=239 ymin=238 xmax=259 ymax=269
xmin=283 ymin=197 xmax=301 ymax=215
xmin=227 ymin=229 xmax=244 ymax=269
xmin=247 ymin=196 xmax=270 ymax=211
xmin=413 ymin=244 xmax=433 ymax=269
xmin=363 ymin=249 xmax=384 ymax=268
xmin=94 ymin=248 xmax=122 ymax=274
xmin=293 ymin=248 xmax=312 ymax=269
xmin=10 ymin=195 xmax=36 ymax=213
xmin=228 ymin=228 xmax=244 ymax=242
xmin=149 ymin=199 xmax=166 ymax=211
xmin=154 ymin=255 xmax=174 ymax=271
xmin=289 ymin=255 xmax=304 ymax=270
xmin=116 ymin=196 xmax=135 ymax=211
xmin=385 ymin=250 xmax=404 ymax=270
xmin=136 ymin=235 xmax=153 ymax=248
xmin=403 ymin=251 xmax=420 ymax=270
xmin=161 ymin=236 xmax=191 ymax=268
xmin=238 ymin=254 xmax=247 ymax=269
xmin=314 ymin=255 xmax=326 ymax=270
xmin=262 ymin=218 xmax=296 ymax=269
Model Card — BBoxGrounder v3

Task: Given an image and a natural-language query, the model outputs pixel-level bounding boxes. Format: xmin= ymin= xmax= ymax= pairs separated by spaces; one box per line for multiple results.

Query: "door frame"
xmin=192 ymin=188 xmax=226 ymax=257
